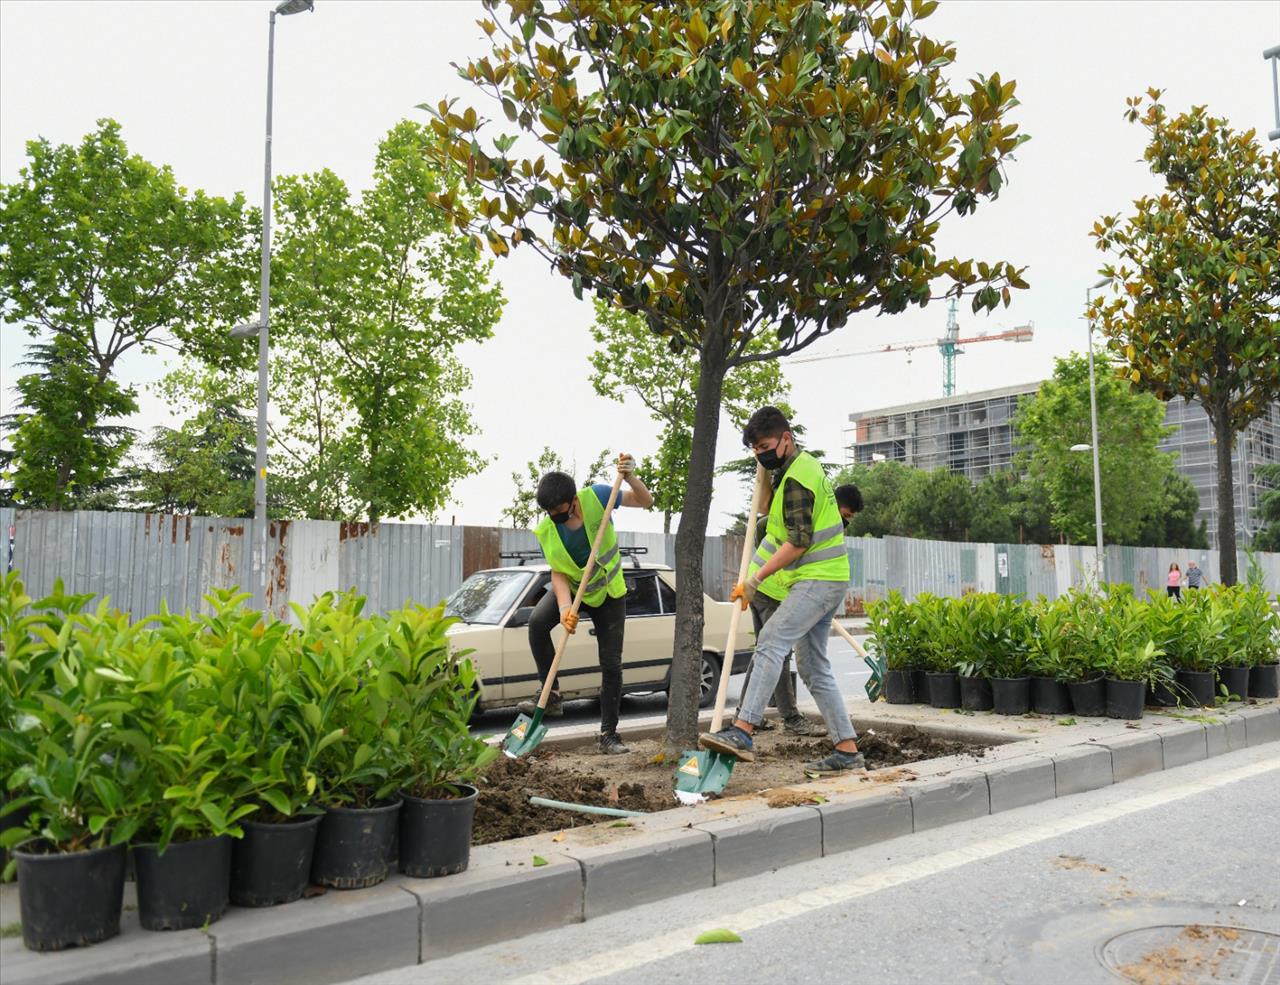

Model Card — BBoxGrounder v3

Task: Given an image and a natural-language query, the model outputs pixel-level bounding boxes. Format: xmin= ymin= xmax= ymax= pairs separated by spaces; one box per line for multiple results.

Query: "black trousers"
xmin=528 ymin=590 xmax=626 ymax=735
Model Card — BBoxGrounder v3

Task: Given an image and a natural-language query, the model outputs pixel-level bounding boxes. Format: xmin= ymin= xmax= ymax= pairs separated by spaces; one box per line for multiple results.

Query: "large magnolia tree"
xmin=1092 ymin=92 xmax=1280 ymax=582
xmin=425 ymin=0 xmax=1028 ymax=748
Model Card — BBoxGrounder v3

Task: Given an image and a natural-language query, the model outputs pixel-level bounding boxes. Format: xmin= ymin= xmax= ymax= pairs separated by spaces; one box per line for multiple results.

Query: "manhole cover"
xmin=1100 ymin=924 xmax=1280 ymax=985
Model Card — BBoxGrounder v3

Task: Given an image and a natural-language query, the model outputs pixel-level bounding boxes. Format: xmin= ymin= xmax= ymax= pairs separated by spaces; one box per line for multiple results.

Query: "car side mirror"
xmin=507 ymin=606 xmax=535 ymax=628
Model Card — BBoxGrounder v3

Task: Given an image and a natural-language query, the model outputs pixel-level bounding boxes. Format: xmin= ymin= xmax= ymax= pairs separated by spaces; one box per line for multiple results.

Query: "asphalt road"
xmin=346 ymin=743 xmax=1280 ymax=985
xmin=469 ymin=630 xmax=874 ymax=739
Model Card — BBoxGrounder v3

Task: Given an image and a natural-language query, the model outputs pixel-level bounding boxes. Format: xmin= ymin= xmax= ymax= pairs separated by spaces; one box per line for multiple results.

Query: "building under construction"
xmin=844 ymin=385 xmax=1280 ymax=549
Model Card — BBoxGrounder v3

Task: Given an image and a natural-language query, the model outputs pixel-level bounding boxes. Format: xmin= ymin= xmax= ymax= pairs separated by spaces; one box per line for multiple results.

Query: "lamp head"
xmin=275 ymin=0 xmax=314 ymax=14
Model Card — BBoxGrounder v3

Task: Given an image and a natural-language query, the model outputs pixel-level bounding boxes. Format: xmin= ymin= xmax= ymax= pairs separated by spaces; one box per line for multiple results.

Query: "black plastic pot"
xmin=1106 ymin=678 xmax=1145 ymax=720
xmin=311 ymin=800 xmax=401 ymax=890
xmin=1067 ymin=677 xmax=1107 ymax=717
xmin=910 ymin=667 xmax=930 ymax=704
xmin=926 ymin=672 xmax=961 ymax=709
xmin=15 ymin=842 xmax=126 ymax=951
xmin=1176 ymin=669 xmax=1216 ymax=708
xmin=1249 ymin=663 xmax=1280 ymax=699
xmin=230 ymin=814 xmax=322 ymax=907
xmin=991 ymin=676 xmax=1031 ymax=716
xmin=1217 ymin=665 xmax=1251 ymax=702
xmin=1147 ymin=678 xmax=1179 ymax=707
xmin=134 ymin=835 xmax=231 ymax=931
xmin=1032 ymin=676 xmax=1072 ymax=715
xmin=399 ymin=785 xmax=478 ymax=878
xmin=882 ymin=670 xmax=915 ymax=704
xmin=959 ymin=675 xmax=994 ymax=712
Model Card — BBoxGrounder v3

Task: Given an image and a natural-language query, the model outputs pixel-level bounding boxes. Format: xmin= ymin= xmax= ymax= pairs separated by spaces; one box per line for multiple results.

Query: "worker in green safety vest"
xmin=518 ymin=454 xmax=653 ymax=755
xmin=735 ymin=481 xmax=863 ymax=734
xmin=700 ymin=407 xmax=865 ymax=777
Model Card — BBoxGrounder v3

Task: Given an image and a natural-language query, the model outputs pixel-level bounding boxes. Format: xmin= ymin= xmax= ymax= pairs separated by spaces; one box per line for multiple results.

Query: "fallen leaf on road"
xmin=552 ymin=831 xmax=566 ymax=843
xmin=532 ymin=855 xmax=548 ymax=867
xmin=694 ymin=929 xmax=742 ymax=945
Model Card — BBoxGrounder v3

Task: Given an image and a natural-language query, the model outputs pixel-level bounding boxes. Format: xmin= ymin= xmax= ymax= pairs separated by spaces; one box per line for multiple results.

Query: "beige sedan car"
xmin=443 ymin=550 xmax=751 ymax=711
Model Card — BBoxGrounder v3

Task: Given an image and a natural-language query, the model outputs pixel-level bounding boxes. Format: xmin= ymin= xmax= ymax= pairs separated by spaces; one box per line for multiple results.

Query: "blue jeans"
xmin=736 ymin=579 xmax=856 ymax=744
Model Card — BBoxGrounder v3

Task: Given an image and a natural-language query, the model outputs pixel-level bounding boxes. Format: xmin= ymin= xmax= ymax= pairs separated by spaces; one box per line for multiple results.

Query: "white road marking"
xmin=511 ymin=755 xmax=1280 ymax=985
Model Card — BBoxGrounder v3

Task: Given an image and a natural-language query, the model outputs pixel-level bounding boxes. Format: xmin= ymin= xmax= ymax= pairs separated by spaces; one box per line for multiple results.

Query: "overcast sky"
xmin=2 ymin=0 xmax=1278 ymax=532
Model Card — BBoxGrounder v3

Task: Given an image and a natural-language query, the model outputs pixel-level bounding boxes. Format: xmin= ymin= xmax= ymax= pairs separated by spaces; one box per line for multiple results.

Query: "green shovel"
xmin=675 ymin=465 xmax=768 ymax=804
xmin=832 ymin=621 xmax=883 ymax=702
xmin=503 ymin=468 xmax=626 ymax=759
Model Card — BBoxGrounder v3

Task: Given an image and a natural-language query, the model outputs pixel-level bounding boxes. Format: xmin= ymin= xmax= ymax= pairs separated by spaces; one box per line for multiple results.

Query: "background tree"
xmin=0 ymin=120 xmax=256 ymax=504
xmin=589 ymin=300 xmax=790 ymax=532
xmin=968 ymin=470 xmax=1054 ymax=544
xmin=129 ymin=397 xmax=255 ymax=517
xmin=1134 ymin=472 xmax=1208 ymax=549
xmin=896 ymin=467 xmax=975 ymax=540
xmin=0 ymin=339 xmax=135 ymax=510
xmin=1252 ymin=464 xmax=1280 ymax=552
xmin=1014 ymin=353 xmax=1175 ymax=547
xmin=1092 ymin=91 xmax=1280 ymax=583
xmin=835 ymin=460 xmax=915 ymax=538
xmin=500 ymin=447 xmax=610 ymax=528
xmin=426 ymin=0 xmax=1028 ymax=749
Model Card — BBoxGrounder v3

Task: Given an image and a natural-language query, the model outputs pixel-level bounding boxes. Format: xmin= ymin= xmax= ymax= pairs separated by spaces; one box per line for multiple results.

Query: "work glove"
xmin=560 ymin=608 xmax=579 ymax=634
xmin=617 ymin=453 xmax=636 ymax=477
xmin=730 ymin=575 xmax=761 ymax=611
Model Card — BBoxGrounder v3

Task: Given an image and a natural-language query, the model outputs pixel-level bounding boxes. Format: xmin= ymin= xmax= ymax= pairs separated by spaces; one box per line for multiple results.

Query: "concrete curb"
xmin=4 ymin=700 xmax=1277 ymax=985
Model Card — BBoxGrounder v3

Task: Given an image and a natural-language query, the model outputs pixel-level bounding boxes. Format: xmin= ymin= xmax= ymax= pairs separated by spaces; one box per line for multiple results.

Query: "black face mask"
xmin=755 ymin=443 xmax=785 ymax=470
xmin=548 ymin=507 xmax=572 ymax=525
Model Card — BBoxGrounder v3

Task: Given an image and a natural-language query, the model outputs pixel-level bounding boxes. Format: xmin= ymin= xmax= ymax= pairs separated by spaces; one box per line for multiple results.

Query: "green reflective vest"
xmin=746 ymin=515 xmax=788 ymax=602
xmin=750 ymin=451 xmax=849 ymax=590
xmin=534 ymin=488 xmax=626 ymax=606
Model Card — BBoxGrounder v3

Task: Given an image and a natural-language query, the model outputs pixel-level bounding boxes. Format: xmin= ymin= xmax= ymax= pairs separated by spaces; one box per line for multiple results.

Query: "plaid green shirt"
xmin=772 ymin=450 xmax=815 ymax=549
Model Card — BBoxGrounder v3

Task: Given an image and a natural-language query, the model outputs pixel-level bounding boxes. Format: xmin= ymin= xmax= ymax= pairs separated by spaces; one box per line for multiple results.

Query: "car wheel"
xmin=697 ymin=651 xmax=720 ymax=708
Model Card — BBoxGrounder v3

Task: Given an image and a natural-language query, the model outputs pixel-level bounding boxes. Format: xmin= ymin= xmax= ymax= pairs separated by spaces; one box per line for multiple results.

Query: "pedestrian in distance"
xmin=1185 ymin=559 xmax=1205 ymax=591
xmin=1166 ymin=562 xmax=1182 ymax=600
xmin=700 ymin=407 xmax=865 ymax=777
xmin=517 ymin=454 xmax=654 ymax=755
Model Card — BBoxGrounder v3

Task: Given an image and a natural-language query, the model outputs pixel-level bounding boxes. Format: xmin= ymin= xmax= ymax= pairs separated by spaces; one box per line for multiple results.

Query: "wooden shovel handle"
xmin=831 ymin=619 xmax=867 ymax=658
xmin=711 ymin=464 xmax=770 ymax=732
xmin=535 ymin=467 xmax=628 ymax=711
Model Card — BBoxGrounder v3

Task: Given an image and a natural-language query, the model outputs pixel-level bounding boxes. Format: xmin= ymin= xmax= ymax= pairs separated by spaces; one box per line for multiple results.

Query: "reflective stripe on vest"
xmin=534 ymin=488 xmax=627 ymax=606
xmin=765 ymin=452 xmax=850 ymax=589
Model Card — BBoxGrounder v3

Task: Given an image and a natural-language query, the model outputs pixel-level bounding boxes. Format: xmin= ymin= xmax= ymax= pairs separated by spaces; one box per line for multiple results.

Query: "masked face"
xmin=753 ymin=433 xmax=790 ymax=470
xmin=547 ymin=501 xmax=574 ymax=525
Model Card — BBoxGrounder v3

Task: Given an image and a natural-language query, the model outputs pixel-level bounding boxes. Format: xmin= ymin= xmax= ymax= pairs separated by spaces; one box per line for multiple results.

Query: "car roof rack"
xmin=499 ymin=550 xmax=543 ymax=566
xmin=619 ymin=546 xmax=648 ymax=569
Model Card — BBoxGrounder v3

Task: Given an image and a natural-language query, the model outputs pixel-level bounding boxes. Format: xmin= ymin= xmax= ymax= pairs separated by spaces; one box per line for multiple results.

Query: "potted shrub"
xmin=923 ymin=597 xmax=961 ymax=709
xmin=977 ymin=596 xmax=1031 ymax=715
xmin=383 ymin=605 xmax=498 ymax=878
xmin=1215 ymin=587 xmax=1253 ymax=701
xmin=1 ymin=588 xmax=143 ymax=951
xmin=950 ymin=595 xmax=992 ymax=711
xmin=904 ymin=593 xmax=941 ymax=704
xmin=1027 ymin=598 xmax=1072 ymax=715
xmin=1240 ymin=587 xmax=1279 ymax=699
xmin=289 ymin=594 xmax=402 ymax=891
xmin=866 ymin=595 xmax=915 ymax=704
xmin=1104 ymin=641 xmax=1162 ymax=720
xmin=1060 ymin=592 xmax=1107 ymax=716
xmin=1171 ymin=592 xmax=1221 ymax=707
xmin=1143 ymin=593 xmax=1186 ymax=707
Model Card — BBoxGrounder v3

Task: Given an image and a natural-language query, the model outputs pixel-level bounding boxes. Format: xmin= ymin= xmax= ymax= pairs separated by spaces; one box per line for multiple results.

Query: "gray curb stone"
xmin=1204 ymin=718 xmax=1229 ymax=757
xmin=694 ymin=806 xmax=821 ymax=884
xmin=1052 ymin=745 xmax=1113 ymax=797
xmin=208 ymin=882 xmax=419 ymax=985
xmin=0 ymin=922 xmax=210 ymax=985
xmin=1223 ymin=712 xmax=1249 ymax=750
xmin=1095 ymin=733 xmax=1164 ymax=781
xmin=1159 ymin=723 xmax=1208 ymax=769
xmin=985 ymin=757 xmax=1056 ymax=814
xmin=401 ymin=850 xmax=582 ymax=961
xmin=1239 ymin=704 xmax=1280 ymax=746
xmin=910 ymin=772 xmax=990 ymax=832
xmin=569 ymin=828 xmax=713 ymax=920
xmin=817 ymin=791 xmax=913 ymax=855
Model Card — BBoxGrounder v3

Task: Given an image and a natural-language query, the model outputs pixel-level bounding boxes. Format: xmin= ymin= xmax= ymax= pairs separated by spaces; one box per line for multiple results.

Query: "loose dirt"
xmin=473 ymin=723 xmax=987 ymax=844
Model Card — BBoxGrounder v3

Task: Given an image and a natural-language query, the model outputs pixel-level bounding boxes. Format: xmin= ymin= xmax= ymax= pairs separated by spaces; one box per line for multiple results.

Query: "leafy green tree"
xmin=897 ymin=467 xmax=975 ymax=540
xmin=1014 ymin=353 xmax=1174 ymax=547
xmin=1134 ymin=472 xmax=1208 ymax=549
xmin=0 ymin=120 xmax=256 ymax=503
xmin=0 ymin=339 xmax=135 ymax=509
xmin=968 ymin=470 xmax=1054 ymax=545
xmin=1252 ymin=464 xmax=1280 ymax=552
xmin=425 ymin=0 xmax=1028 ymax=748
xmin=500 ymin=446 xmax=610 ymax=528
xmin=1091 ymin=91 xmax=1280 ymax=582
xmin=130 ymin=398 xmax=255 ymax=517
xmin=589 ymin=300 xmax=789 ymax=533
xmin=834 ymin=461 xmax=914 ymax=538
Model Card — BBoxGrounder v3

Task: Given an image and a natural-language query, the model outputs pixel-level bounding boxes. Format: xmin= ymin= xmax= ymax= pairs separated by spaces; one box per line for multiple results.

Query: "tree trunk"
xmin=665 ymin=340 xmax=727 ymax=755
xmin=1212 ymin=412 xmax=1238 ymax=586
xmin=663 ymin=512 xmax=672 ymax=535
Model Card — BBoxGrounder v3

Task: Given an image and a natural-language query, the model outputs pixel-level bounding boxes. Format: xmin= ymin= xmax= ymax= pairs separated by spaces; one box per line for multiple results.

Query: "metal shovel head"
xmin=672 ymin=748 xmax=735 ymax=804
xmin=502 ymin=710 xmax=548 ymax=759
xmin=862 ymin=649 xmax=886 ymax=703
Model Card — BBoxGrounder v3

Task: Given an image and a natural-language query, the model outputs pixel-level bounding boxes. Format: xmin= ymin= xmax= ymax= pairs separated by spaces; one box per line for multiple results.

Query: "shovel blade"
xmin=502 ymin=712 xmax=548 ymax=759
xmin=672 ymin=748 xmax=735 ymax=802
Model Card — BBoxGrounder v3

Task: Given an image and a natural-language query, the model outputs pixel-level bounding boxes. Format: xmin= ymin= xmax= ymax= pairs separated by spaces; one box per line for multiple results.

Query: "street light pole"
xmin=1085 ymin=277 xmax=1109 ymax=589
xmin=247 ymin=0 xmax=313 ymax=613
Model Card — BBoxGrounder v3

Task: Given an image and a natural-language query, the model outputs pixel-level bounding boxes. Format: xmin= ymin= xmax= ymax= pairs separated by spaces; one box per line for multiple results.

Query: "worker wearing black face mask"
xmin=521 ymin=457 xmax=654 ymax=754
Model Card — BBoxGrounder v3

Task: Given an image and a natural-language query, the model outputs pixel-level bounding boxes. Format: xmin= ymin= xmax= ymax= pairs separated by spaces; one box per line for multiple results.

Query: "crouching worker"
xmin=700 ymin=408 xmax=864 ymax=776
xmin=517 ymin=454 xmax=654 ymax=755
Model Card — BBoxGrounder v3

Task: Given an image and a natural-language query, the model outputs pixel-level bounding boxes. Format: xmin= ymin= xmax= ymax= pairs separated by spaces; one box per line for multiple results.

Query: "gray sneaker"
xmin=803 ymin=750 xmax=866 ymax=777
xmin=599 ymin=732 xmax=630 ymax=755
xmin=517 ymin=693 xmax=564 ymax=718
xmin=783 ymin=715 xmax=828 ymax=737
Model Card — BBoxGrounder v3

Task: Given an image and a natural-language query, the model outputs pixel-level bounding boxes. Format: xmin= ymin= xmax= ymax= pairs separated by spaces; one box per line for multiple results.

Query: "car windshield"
xmin=444 ymin=570 xmax=532 ymax=625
